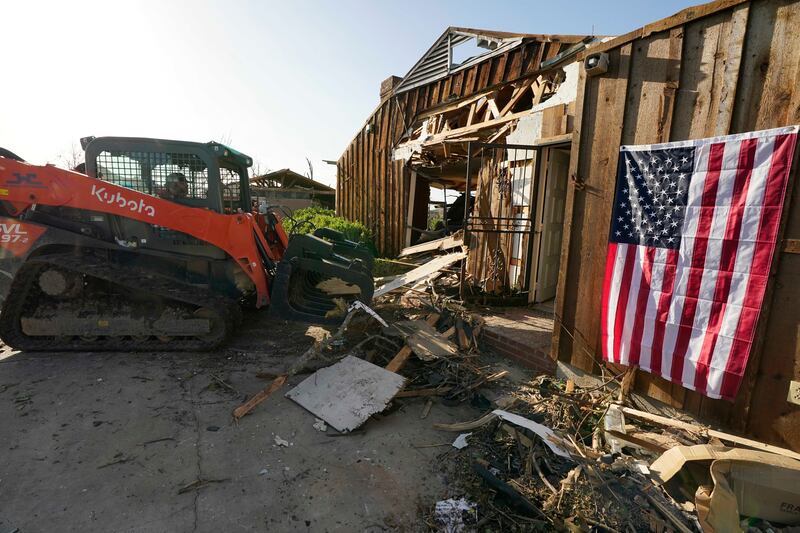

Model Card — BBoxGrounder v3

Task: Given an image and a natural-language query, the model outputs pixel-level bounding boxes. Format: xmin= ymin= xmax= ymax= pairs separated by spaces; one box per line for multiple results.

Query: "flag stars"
xmin=615 ymin=148 xmax=690 ymax=250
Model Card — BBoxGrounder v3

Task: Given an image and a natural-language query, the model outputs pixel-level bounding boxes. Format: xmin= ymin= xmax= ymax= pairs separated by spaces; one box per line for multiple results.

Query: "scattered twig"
xmin=209 ymin=373 xmax=237 ymax=393
xmin=177 ymin=478 xmax=230 ymax=495
xmin=140 ymin=437 xmax=175 ymax=446
xmin=98 ymin=455 xmax=136 ymax=469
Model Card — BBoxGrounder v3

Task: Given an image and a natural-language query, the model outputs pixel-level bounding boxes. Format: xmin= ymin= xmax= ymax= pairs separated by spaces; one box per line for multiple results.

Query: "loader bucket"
xmin=269 ymin=233 xmax=374 ymax=323
xmin=312 ymin=227 xmax=375 ymax=271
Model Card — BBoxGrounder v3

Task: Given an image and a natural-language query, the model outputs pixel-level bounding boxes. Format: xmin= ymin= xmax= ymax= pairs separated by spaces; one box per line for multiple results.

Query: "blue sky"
xmin=1 ymin=0 xmax=696 ymax=186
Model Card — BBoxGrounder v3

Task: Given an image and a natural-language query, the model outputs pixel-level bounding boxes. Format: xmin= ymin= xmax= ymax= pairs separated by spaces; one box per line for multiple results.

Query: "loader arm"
xmin=0 ymin=157 xmax=279 ymax=306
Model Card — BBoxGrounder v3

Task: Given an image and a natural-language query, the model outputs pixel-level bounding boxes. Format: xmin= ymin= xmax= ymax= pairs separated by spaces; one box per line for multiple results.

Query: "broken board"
xmin=374 ymin=252 xmax=466 ymax=297
xmin=285 ymin=355 xmax=406 ymax=433
xmin=398 ymin=232 xmax=464 ymax=257
xmin=393 ymin=320 xmax=458 ymax=361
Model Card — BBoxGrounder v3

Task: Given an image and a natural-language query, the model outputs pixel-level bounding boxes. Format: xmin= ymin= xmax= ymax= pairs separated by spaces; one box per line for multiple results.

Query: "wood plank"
xmin=418 ymin=107 xmax=550 ymax=146
xmin=659 ymin=27 xmax=683 ymax=142
xmin=386 ymin=346 xmax=413 ymax=373
xmin=727 ymin=0 xmax=800 ymax=441
xmin=507 ymin=48 xmax=523 ymax=79
xmin=464 ymin=66 xmax=478 ymax=97
xmin=579 ymin=0 xmax=747 ymax=58
xmin=374 ymin=252 xmax=466 ymax=297
xmin=618 ymin=29 xmax=686 ymax=407
xmin=233 ymin=375 xmax=287 ymax=420
xmin=619 ymin=405 xmax=800 ymax=461
xmin=381 ymin=101 xmax=392 ymax=252
xmin=487 ymin=97 xmax=501 ymax=119
xmin=442 ymin=76 xmax=453 ymax=102
xmin=642 ymin=0 xmax=748 ymax=37
xmin=466 ymin=102 xmax=477 ymax=127
xmin=452 ymin=70 xmax=465 ymax=98
xmin=477 ymin=61 xmax=491 ymax=90
xmin=499 ymin=77 xmax=535 ymax=116
xmin=540 ymin=104 xmax=568 ymax=138
xmin=557 ymin=43 xmax=634 ymax=372
xmin=491 ymin=53 xmax=508 ymax=85
xmin=714 ymin=3 xmax=749 ymax=134
xmin=399 ymin=232 xmax=463 ymax=257
xmin=395 ymin=387 xmax=453 ymax=398
xmin=783 ymin=239 xmax=800 ymax=254
xmin=731 ymin=0 xmax=800 ymax=132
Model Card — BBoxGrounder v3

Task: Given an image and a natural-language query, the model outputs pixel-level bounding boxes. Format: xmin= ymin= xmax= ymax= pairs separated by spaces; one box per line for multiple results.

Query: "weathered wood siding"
xmin=554 ymin=0 xmax=800 ymax=449
xmin=338 ymin=38 xmax=580 ymax=256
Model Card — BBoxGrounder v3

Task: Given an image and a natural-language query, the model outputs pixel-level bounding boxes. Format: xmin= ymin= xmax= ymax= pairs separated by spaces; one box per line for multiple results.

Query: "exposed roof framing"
xmin=394 ymin=27 xmax=587 ymax=95
xmin=250 ymin=168 xmax=333 ymax=191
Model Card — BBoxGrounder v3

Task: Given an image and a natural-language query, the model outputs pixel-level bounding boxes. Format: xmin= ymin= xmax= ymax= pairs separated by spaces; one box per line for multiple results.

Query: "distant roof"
xmin=250 ymin=168 xmax=334 ymax=191
xmin=394 ymin=27 xmax=589 ymax=94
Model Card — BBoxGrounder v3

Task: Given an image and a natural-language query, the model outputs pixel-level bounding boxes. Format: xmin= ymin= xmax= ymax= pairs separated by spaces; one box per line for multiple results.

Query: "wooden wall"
xmin=553 ymin=0 xmax=800 ymax=449
xmin=337 ymin=37 xmax=582 ymax=256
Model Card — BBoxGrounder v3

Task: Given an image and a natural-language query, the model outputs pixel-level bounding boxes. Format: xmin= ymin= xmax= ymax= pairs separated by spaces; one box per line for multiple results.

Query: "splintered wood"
xmin=394 ymin=320 xmax=458 ymax=361
xmin=398 ymin=232 xmax=463 ymax=257
xmin=373 ymin=252 xmax=466 ymax=297
xmin=232 ymin=375 xmax=287 ymax=420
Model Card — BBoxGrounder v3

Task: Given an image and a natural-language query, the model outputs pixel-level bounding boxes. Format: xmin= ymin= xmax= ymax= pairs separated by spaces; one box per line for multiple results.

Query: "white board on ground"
xmin=493 ymin=409 xmax=573 ymax=459
xmin=285 ymin=355 xmax=406 ymax=433
xmin=374 ymin=252 xmax=466 ymax=297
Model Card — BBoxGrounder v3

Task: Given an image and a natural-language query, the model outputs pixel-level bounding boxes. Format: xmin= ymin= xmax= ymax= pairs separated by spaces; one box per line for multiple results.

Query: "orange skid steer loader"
xmin=0 ymin=137 xmax=373 ymax=351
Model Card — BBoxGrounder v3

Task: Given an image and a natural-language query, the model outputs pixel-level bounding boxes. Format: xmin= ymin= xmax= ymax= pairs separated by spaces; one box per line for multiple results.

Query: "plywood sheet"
xmin=286 ymin=355 xmax=406 ymax=433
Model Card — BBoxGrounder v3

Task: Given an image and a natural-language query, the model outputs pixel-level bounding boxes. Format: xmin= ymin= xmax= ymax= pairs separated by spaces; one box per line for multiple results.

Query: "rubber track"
xmin=0 ymin=252 xmax=241 ymax=352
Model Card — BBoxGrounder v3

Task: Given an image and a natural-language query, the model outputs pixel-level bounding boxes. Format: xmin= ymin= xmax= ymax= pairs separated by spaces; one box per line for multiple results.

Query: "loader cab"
xmin=82 ymin=137 xmax=253 ymax=263
xmin=84 ymin=137 xmax=252 ymax=214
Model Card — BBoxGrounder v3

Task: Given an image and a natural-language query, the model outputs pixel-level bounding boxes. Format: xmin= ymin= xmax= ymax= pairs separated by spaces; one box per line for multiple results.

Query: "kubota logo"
xmin=91 ymin=184 xmax=156 ymax=217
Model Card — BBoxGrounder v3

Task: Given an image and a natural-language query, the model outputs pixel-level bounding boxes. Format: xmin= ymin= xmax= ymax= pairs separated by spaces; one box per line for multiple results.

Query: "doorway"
xmin=528 ymin=146 xmax=570 ymax=303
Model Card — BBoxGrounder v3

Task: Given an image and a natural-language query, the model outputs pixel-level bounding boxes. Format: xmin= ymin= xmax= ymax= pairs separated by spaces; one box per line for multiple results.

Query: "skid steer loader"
xmin=0 ymin=136 xmax=373 ymax=351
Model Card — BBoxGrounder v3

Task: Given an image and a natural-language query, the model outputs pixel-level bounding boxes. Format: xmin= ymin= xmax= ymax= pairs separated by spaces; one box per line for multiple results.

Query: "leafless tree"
xmin=215 ymin=132 xmax=234 ymax=147
xmin=305 ymin=157 xmax=314 ymax=181
xmin=57 ymin=142 xmax=84 ymax=171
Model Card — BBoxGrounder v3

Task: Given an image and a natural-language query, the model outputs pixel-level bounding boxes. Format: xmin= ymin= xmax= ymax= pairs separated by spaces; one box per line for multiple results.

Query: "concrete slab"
xmin=0 ymin=315 xmax=478 ymax=532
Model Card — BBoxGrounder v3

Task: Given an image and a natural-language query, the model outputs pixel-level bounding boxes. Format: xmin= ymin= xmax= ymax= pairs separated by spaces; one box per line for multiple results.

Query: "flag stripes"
xmin=601 ymin=126 xmax=798 ymax=400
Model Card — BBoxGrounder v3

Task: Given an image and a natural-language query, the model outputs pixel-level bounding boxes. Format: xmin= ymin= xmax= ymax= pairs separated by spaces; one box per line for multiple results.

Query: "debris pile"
xmin=231 ymin=238 xmax=489 ymax=432
xmin=425 ymin=374 xmax=800 ymax=532
xmin=231 ymin=237 xmax=800 ymax=532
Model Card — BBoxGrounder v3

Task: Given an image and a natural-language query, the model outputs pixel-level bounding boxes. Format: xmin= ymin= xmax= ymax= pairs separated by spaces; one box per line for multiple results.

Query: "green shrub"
xmin=283 ymin=207 xmax=376 ymax=253
xmin=428 ymin=214 xmax=443 ymax=231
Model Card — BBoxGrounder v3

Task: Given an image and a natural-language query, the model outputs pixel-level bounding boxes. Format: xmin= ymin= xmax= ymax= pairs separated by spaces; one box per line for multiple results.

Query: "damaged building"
xmin=339 ymin=0 xmax=800 ymax=451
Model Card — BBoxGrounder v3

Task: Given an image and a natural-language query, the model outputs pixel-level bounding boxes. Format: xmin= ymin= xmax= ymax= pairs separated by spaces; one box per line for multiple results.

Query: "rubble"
xmin=452 ymin=433 xmax=471 ymax=450
xmin=240 ymin=242 xmax=800 ymax=532
xmin=434 ymin=497 xmax=477 ymax=533
xmin=424 ymin=372 xmax=800 ymax=532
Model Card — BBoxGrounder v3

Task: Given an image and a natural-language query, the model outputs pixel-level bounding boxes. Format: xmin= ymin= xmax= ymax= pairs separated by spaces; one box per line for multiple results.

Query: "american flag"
xmin=601 ymin=126 xmax=799 ymax=401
